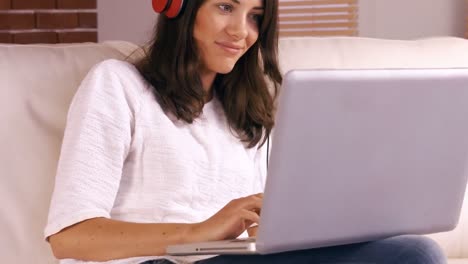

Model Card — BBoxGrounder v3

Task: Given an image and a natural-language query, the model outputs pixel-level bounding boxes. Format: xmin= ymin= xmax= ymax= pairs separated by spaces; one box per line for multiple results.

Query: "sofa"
xmin=1 ymin=37 xmax=468 ymax=263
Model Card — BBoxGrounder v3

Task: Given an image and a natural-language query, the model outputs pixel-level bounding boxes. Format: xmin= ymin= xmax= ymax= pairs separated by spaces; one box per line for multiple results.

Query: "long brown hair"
xmin=136 ymin=0 xmax=282 ymax=148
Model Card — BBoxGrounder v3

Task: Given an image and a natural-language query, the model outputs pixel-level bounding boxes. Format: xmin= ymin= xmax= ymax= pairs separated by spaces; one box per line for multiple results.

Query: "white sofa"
xmin=1 ymin=37 xmax=468 ymax=263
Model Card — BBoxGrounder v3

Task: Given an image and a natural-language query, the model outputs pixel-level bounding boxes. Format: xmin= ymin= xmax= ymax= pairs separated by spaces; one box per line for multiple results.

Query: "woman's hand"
xmin=189 ymin=193 xmax=263 ymax=242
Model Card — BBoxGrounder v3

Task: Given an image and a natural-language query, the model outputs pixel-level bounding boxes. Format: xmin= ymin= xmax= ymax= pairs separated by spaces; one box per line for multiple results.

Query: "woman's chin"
xmin=209 ymin=59 xmax=239 ymax=74
xmin=216 ymin=65 xmax=236 ymax=74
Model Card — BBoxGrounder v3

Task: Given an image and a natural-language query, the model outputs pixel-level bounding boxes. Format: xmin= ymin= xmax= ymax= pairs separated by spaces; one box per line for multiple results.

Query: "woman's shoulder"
xmin=73 ymin=59 xmax=152 ymax=114
xmin=91 ymin=59 xmax=141 ymax=80
xmin=84 ymin=58 xmax=151 ymax=96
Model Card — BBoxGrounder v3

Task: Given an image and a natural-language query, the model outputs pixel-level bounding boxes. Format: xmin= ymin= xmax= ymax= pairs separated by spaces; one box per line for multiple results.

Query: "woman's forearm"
xmin=48 ymin=217 xmax=197 ymax=262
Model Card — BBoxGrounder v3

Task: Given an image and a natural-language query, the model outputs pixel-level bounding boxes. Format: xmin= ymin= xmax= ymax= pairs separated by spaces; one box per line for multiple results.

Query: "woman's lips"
xmin=216 ymin=41 xmax=243 ymax=55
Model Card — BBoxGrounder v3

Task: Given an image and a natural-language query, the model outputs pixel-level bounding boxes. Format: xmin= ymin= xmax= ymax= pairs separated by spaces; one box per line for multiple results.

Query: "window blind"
xmin=278 ymin=0 xmax=358 ymax=37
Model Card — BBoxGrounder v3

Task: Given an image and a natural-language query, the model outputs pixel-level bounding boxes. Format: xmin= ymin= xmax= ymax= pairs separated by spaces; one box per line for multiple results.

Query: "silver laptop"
xmin=167 ymin=68 xmax=468 ymax=256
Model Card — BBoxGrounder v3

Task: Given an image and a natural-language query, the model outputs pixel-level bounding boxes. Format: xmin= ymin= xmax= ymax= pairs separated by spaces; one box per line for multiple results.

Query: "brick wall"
xmin=0 ymin=0 xmax=97 ymax=44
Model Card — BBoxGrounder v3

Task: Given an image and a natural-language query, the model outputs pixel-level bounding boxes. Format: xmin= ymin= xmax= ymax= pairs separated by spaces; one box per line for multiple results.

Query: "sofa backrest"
xmin=1 ymin=37 xmax=468 ymax=263
xmin=0 ymin=41 xmax=138 ymax=263
xmin=277 ymin=37 xmax=468 ymax=260
xmin=278 ymin=37 xmax=468 ymax=72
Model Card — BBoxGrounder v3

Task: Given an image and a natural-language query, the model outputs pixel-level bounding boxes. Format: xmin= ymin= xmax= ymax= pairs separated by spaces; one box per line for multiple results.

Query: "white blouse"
xmin=44 ymin=59 xmax=267 ymax=264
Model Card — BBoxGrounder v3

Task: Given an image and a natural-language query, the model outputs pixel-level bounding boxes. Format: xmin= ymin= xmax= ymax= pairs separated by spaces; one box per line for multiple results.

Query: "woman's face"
xmin=193 ymin=0 xmax=264 ymax=75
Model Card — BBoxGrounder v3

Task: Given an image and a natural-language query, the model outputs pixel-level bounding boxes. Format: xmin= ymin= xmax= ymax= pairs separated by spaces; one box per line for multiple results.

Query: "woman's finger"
xmin=232 ymin=194 xmax=262 ymax=211
xmin=242 ymin=196 xmax=262 ymax=211
xmin=240 ymin=208 xmax=261 ymax=224
xmin=247 ymin=225 xmax=258 ymax=237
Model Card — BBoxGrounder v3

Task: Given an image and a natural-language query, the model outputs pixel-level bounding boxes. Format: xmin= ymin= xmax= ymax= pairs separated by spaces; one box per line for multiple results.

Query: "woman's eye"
xmin=218 ymin=4 xmax=233 ymax=13
xmin=250 ymin=14 xmax=263 ymax=24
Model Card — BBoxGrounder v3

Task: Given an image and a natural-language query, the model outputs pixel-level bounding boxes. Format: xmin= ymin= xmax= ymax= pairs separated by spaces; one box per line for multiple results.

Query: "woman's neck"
xmin=200 ymin=70 xmax=217 ymax=103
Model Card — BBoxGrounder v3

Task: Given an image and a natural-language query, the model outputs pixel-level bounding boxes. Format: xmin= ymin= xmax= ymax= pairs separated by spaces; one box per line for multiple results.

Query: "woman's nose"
xmin=226 ymin=16 xmax=249 ymax=40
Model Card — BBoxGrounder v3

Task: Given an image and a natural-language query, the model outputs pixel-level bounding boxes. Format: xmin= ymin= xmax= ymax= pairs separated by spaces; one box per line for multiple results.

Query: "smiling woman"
xmin=193 ymin=1 xmax=264 ymax=82
xmin=44 ymin=0 xmax=281 ymax=263
xmin=43 ymin=0 xmax=447 ymax=264
xmin=137 ymin=0 xmax=282 ymax=148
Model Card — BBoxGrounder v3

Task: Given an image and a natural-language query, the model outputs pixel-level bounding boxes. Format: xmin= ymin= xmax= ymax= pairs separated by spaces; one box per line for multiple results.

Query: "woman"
xmin=45 ymin=0 xmax=447 ymax=263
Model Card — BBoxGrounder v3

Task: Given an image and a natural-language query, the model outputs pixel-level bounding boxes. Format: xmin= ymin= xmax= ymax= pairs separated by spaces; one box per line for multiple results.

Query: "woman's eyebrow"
xmin=229 ymin=0 xmax=264 ymax=10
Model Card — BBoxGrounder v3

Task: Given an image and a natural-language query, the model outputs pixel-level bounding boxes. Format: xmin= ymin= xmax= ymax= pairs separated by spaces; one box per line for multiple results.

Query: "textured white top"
xmin=44 ymin=59 xmax=267 ymax=264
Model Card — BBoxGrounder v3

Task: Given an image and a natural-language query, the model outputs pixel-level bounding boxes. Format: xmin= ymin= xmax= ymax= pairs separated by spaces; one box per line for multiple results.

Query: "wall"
xmin=97 ymin=0 xmax=466 ymax=44
xmin=97 ymin=0 xmax=155 ymax=45
xmin=0 ymin=0 xmax=97 ymax=44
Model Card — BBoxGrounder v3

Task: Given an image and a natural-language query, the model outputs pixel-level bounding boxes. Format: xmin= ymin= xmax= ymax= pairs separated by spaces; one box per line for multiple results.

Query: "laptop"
xmin=167 ymin=68 xmax=468 ymax=256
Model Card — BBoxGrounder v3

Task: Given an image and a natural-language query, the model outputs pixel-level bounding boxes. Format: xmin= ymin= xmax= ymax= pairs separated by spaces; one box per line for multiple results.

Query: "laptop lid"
xmin=167 ymin=68 xmax=468 ymax=256
xmin=256 ymin=68 xmax=468 ymax=254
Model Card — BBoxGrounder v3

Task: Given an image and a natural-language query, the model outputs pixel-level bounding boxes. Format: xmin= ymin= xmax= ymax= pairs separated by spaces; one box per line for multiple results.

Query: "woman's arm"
xmin=49 ymin=217 xmax=195 ymax=261
xmin=49 ymin=193 xmax=262 ymax=262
